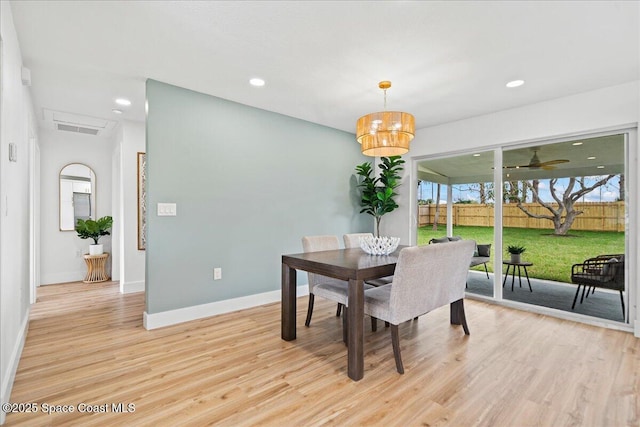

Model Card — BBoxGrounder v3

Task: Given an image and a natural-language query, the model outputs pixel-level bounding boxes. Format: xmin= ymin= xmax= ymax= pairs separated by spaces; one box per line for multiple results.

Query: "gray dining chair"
xmin=363 ymin=240 xmax=475 ymax=374
xmin=302 ymin=235 xmax=375 ymax=341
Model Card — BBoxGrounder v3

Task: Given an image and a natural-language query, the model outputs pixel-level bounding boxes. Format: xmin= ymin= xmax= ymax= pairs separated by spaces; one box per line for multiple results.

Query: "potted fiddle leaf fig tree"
xmin=76 ymin=215 xmax=113 ymax=255
xmin=355 ymin=156 xmax=405 ymax=237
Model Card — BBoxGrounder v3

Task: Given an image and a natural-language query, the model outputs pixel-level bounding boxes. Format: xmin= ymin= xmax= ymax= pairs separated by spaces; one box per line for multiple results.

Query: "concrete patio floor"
xmin=465 ymin=270 xmax=627 ymax=323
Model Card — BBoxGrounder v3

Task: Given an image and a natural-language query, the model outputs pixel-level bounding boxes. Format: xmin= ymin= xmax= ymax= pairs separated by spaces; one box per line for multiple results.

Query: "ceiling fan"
xmin=504 ymin=149 xmax=569 ymax=170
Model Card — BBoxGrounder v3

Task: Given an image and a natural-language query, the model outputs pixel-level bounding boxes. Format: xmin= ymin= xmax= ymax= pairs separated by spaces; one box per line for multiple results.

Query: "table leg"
xmin=347 ymin=278 xmax=364 ymax=381
xmin=502 ymin=265 xmax=510 ymax=288
xmin=281 ymin=264 xmax=297 ymax=341
xmin=511 ymin=265 xmax=516 ymax=291
xmin=518 ymin=265 xmax=523 ymax=288
xmin=524 ymin=266 xmax=532 ymax=292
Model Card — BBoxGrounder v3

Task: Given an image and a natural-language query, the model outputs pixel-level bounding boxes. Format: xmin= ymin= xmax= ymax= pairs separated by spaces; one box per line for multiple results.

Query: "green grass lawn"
xmin=417 ymin=225 xmax=625 ymax=283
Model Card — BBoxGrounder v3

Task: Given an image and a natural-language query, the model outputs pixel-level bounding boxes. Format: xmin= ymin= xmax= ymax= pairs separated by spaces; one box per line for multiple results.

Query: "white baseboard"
xmin=121 ymin=280 xmax=144 ymax=294
xmin=143 ymin=285 xmax=309 ymax=330
xmin=1 ymin=307 xmax=30 ymax=425
xmin=41 ymin=271 xmax=84 ymax=285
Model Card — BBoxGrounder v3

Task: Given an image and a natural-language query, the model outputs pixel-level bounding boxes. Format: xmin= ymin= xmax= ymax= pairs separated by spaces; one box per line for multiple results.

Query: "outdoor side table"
xmin=83 ymin=253 xmax=110 ymax=283
xmin=502 ymin=260 xmax=533 ymax=292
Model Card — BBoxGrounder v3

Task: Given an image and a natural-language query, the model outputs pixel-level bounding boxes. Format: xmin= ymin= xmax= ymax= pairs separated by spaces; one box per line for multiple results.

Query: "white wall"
xmin=383 ymin=80 xmax=640 ymax=334
xmin=0 ymin=2 xmax=37 ymax=423
xmin=117 ymin=120 xmax=145 ymax=293
xmin=39 ymin=128 xmax=115 ymax=285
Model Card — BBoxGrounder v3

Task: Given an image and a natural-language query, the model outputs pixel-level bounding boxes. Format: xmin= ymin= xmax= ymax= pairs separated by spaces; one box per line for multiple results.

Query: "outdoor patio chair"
xmin=570 ymin=254 xmax=625 ymax=318
xmin=363 ymin=240 xmax=475 ymax=373
xmin=429 ymin=236 xmax=491 ymax=280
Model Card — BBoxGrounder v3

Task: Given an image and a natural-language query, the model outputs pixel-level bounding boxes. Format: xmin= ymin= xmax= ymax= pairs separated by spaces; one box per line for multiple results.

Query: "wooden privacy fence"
xmin=418 ymin=202 xmax=625 ymax=232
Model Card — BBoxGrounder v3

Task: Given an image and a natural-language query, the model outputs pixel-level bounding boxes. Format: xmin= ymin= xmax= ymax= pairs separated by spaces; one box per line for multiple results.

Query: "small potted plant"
xmin=76 ymin=216 xmax=113 ymax=255
xmin=507 ymin=245 xmax=526 ymax=263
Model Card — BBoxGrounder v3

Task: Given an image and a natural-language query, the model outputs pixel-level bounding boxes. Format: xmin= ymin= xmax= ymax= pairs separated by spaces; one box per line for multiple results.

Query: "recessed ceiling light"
xmin=115 ymin=98 xmax=131 ymax=106
xmin=587 ymin=156 xmax=596 ymax=160
xmin=249 ymin=78 xmax=265 ymax=87
xmin=572 ymin=142 xmax=583 ymax=146
xmin=506 ymin=80 xmax=525 ymax=88
xmin=112 ymin=109 xmax=123 ymax=114
xmin=473 ymin=153 xmax=481 ymax=157
xmin=597 ymin=165 xmax=605 ymax=169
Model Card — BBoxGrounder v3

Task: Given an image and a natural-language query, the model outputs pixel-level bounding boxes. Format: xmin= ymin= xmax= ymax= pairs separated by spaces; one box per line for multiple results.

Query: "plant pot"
xmin=89 ymin=244 xmax=104 ymax=256
xmin=510 ymin=253 xmax=521 ymax=263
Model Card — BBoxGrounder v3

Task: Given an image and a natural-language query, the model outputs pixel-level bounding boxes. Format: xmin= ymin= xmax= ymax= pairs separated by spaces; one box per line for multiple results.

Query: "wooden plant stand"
xmin=83 ymin=253 xmax=110 ymax=283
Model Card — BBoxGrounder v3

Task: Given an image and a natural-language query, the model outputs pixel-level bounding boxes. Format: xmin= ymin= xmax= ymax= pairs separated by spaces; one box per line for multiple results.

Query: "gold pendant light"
xmin=356 ymin=81 xmax=415 ymax=157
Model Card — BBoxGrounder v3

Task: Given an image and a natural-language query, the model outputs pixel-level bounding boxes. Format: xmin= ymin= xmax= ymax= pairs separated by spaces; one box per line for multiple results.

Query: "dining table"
xmin=281 ymin=246 xmax=408 ymax=381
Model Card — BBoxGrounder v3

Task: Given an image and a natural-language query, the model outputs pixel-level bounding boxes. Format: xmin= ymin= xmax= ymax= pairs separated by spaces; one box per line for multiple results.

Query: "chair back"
xmin=388 ymin=240 xmax=475 ymax=324
xmin=343 ymin=233 xmax=374 ymax=249
xmin=302 ymin=235 xmax=345 ymax=292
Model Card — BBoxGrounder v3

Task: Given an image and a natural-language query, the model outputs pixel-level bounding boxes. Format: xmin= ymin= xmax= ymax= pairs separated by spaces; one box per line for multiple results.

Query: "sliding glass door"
xmin=416 ymin=132 xmax=629 ymax=324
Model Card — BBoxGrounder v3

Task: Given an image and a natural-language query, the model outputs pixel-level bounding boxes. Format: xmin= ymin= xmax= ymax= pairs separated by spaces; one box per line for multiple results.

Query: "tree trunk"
xmin=479 ymin=183 xmax=486 ymax=204
xmin=432 ymin=184 xmax=441 ymax=231
xmin=619 ymin=175 xmax=625 ymax=201
xmin=531 ymin=180 xmax=540 ymax=203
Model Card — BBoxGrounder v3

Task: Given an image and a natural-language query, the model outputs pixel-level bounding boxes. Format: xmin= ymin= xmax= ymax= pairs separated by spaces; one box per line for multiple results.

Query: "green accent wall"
xmin=145 ymin=79 xmax=370 ymax=313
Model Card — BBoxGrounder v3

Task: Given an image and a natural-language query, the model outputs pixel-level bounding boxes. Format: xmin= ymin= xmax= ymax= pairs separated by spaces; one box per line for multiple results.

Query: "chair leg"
xmin=336 ymin=303 xmax=342 ymax=317
xmin=455 ymin=299 xmax=470 ymax=335
xmin=571 ymin=285 xmax=581 ymax=309
xmin=390 ymin=324 xmax=404 ymax=374
xmin=585 ymin=286 xmax=593 ymax=299
xmin=580 ymin=285 xmax=587 ymax=304
xmin=620 ymin=291 xmax=625 ymax=319
xmin=483 ymin=263 xmax=489 ymax=279
xmin=371 ymin=317 xmax=377 ymax=332
xmin=342 ymin=307 xmax=348 ymax=345
xmin=305 ymin=294 xmax=315 ymax=327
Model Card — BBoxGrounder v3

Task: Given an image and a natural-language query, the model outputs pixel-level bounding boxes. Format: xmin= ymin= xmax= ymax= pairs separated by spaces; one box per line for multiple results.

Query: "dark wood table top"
xmin=282 ymin=246 xmax=408 ymax=281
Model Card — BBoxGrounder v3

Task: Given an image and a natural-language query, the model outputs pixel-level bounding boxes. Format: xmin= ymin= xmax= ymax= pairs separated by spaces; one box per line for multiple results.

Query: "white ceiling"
xmin=418 ymin=134 xmax=626 ymax=184
xmin=10 ymin=1 xmax=639 ymax=136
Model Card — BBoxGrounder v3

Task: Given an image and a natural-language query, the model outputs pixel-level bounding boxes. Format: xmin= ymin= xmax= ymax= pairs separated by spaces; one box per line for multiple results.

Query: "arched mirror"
xmin=59 ymin=163 xmax=96 ymax=231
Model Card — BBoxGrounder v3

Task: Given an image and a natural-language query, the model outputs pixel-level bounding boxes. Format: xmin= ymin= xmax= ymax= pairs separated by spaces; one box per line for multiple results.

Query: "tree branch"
xmin=523 ymin=181 xmax=558 ymax=214
xmin=569 ymin=175 xmax=615 ymax=202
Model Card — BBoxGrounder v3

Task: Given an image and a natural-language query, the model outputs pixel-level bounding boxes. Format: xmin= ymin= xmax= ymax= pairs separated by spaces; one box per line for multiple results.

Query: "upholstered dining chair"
xmin=363 ymin=240 xmax=475 ymax=374
xmin=302 ymin=235 xmax=376 ymax=341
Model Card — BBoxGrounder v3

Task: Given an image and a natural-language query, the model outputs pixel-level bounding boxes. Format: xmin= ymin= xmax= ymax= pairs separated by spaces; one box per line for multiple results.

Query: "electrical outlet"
xmin=213 ymin=268 xmax=222 ymax=280
xmin=75 ymin=249 xmax=82 ymax=258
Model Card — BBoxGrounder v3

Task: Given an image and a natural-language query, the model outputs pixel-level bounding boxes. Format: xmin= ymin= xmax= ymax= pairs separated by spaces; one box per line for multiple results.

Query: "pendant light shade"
xmin=356 ymin=81 xmax=415 ymax=157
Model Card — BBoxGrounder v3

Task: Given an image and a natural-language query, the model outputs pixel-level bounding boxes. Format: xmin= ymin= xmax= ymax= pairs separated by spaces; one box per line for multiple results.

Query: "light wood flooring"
xmin=6 ymin=281 xmax=639 ymax=426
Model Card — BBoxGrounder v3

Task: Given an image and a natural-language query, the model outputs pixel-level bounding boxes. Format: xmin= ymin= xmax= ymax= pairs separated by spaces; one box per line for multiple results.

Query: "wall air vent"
xmin=56 ymin=123 xmax=100 ymax=135
xmin=43 ymin=109 xmax=117 ymax=137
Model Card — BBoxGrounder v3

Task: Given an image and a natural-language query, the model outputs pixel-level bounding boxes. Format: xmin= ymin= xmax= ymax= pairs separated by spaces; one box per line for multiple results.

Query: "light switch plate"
xmin=157 ymin=202 xmax=177 ymax=216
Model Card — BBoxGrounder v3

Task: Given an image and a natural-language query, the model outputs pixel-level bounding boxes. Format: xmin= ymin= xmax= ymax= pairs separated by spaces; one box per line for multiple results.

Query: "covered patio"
xmin=416 ymin=134 xmax=628 ymax=325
